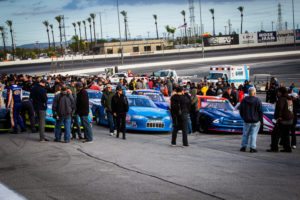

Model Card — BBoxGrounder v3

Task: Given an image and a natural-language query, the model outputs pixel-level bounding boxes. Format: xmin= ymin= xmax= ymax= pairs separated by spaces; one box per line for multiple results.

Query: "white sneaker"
xmin=110 ymin=132 xmax=114 ymax=136
xmin=292 ymin=145 xmax=296 ymax=149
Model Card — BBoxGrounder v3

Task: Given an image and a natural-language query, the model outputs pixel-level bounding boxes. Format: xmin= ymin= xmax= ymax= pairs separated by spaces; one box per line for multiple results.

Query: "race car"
xmin=131 ymin=89 xmax=170 ymax=110
xmin=94 ymin=95 xmax=172 ymax=132
xmin=45 ymin=94 xmax=93 ymax=129
xmin=236 ymin=102 xmax=300 ymax=134
xmin=197 ymin=96 xmax=244 ymax=133
xmin=87 ymin=89 xmax=102 ymax=118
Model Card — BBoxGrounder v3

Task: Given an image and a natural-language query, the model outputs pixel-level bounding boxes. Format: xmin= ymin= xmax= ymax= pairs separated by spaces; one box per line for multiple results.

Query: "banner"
xmin=204 ymin=35 xmax=239 ymax=46
xmin=277 ymin=30 xmax=294 ymax=43
xmin=257 ymin=32 xmax=277 ymax=43
xmin=239 ymin=33 xmax=258 ymax=44
xmin=296 ymin=29 xmax=300 ymax=40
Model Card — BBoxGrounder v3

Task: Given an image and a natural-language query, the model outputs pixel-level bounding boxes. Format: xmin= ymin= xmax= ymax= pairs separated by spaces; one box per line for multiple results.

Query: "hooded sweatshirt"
xmin=239 ymin=96 xmax=263 ymax=123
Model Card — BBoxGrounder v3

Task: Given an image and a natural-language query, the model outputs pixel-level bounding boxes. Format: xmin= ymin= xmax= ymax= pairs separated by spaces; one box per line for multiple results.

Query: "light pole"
xmin=117 ymin=0 xmax=124 ymax=64
xmin=292 ymin=0 xmax=296 ymax=49
xmin=98 ymin=12 xmax=103 ymax=39
xmin=198 ymin=0 xmax=204 ymax=58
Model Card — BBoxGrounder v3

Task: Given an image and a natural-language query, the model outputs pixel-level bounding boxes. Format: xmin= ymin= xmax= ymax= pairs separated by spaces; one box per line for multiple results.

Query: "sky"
xmin=0 ymin=0 xmax=299 ymax=46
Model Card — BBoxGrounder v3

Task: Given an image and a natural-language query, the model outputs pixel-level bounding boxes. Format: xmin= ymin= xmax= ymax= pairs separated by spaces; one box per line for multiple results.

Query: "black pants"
xmin=21 ymin=100 xmax=35 ymax=130
xmin=172 ymin=114 xmax=188 ymax=146
xmin=116 ymin=114 xmax=126 ymax=137
xmin=272 ymin=124 xmax=292 ymax=151
xmin=190 ymin=111 xmax=198 ymax=133
xmin=291 ymin=122 xmax=297 ymax=146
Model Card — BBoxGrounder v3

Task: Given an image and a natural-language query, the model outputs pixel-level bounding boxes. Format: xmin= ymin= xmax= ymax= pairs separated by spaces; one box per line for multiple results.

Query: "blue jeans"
xmin=80 ymin=115 xmax=93 ymax=141
xmin=107 ymin=111 xmax=115 ymax=133
xmin=241 ymin=122 xmax=260 ymax=149
xmin=187 ymin=114 xmax=192 ymax=134
xmin=55 ymin=116 xmax=71 ymax=142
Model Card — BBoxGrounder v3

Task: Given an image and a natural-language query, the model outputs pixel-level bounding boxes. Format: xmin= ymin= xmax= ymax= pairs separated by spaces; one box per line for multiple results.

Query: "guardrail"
xmin=0 ymin=40 xmax=299 ymax=67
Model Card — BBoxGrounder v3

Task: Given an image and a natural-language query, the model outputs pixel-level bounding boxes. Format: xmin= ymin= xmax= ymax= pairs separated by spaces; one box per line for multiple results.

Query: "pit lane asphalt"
xmin=0 ymin=124 xmax=299 ymax=200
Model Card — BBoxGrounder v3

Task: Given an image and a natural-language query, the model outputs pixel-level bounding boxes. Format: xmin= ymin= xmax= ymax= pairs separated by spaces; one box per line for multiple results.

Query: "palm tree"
xmin=72 ymin=23 xmax=77 ymax=36
xmin=71 ymin=35 xmax=79 ymax=52
xmin=209 ymin=8 xmax=215 ymax=36
xmin=120 ymin=10 xmax=128 ymax=41
xmin=0 ymin=26 xmax=7 ymax=56
xmin=170 ymin=27 xmax=176 ymax=44
xmin=90 ymin=13 xmax=96 ymax=43
xmin=238 ymin=6 xmax=244 ymax=34
xmin=87 ymin=17 xmax=93 ymax=47
xmin=153 ymin=14 xmax=159 ymax=39
xmin=180 ymin=10 xmax=187 ymax=40
xmin=42 ymin=20 xmax=51 ymax=49
xmin=49 ymin=24 xmax=56 ymax=50
xmin=77 ymin=21 xmax=82 ymax=41
xmin=55 ymin=15 xmax=63 ymax=55
xmin=5 ymin=20 xmax=15 ymax=60
xmin=82 ymin=20 xmax=87 ymax=41
xmin=165 ymin=25 xmax=171 ymax=41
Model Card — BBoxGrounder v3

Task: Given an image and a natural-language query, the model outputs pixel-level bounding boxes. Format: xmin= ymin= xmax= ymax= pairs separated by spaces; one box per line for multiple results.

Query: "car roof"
xmin=86 ymin=89 xmax=102 ymax=93
xmin=127 ymin=94 xmax=150 ymax=99
xmin=197 ymin=95 xmax=227 ymax=101
xmin=134 ymin=89 xmax=160 ymax=93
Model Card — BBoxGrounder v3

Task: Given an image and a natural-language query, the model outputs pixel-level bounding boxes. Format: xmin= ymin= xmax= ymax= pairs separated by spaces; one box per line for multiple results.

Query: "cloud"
xmin=15 ymin=8 xmax=62 ymax=16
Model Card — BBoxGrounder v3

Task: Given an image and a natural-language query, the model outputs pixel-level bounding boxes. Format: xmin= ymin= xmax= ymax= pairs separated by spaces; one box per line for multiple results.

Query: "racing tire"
xmin=198 ymin=116 xmax=209 ymax=133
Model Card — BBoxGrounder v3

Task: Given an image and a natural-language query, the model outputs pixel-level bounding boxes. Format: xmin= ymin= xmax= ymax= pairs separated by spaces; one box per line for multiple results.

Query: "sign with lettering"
xmin=204 ymin=35 xmax=239 ymax=46
xmin=239 ymin=33 xmax=258 ymax=44
xmin=257 ymin=32 xmax=277 ymax=43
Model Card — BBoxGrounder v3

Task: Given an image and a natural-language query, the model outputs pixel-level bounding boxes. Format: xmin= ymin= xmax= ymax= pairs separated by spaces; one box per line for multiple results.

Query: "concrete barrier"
xmin=0 ymin=40 xmax=299 ymax=67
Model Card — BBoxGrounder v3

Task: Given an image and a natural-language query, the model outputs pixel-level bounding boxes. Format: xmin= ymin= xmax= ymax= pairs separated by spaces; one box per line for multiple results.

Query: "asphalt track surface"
xmin=1 ymin=46 xmax=300 ymax=200
xmin=0 ymin=126 xmax=300 ymax=200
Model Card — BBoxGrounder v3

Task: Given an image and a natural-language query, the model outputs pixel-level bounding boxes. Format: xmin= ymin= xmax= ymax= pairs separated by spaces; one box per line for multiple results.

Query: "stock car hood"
xmin=130 ymin=106 xmax=170 ymax=118
xmin=154 ymin=102 xmax=170 ymax=110
xmin=203 ymin=108 xmax=241 ymax=119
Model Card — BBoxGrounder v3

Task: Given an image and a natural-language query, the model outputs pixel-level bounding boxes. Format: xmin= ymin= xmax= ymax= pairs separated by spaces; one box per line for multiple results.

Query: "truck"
xmin=206 ymin=65 xmax=250 ymax=87
xmin=153 ymin=69 xmax=192 ymax=86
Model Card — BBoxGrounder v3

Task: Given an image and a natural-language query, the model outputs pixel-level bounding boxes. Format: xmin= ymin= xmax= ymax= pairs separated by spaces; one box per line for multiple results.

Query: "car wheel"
xmin=95 ymin=110 xmax=100 ymax=125
xmin=198 ymin=116 xmax=208 ymax=133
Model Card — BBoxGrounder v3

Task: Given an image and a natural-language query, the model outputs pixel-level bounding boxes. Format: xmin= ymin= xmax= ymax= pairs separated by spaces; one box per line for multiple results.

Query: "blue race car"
xmin=132 ymin=89 xmax=170 ymax=110
xmin=87 ymin=89 xmax=102 ymax=118
xmin=45 ymin=94 xmax=93 ymax=129
xmin=94 ymin=94 xmax=172 ymax=132
xmin=197 ymin=96 xmax=243 ymax=133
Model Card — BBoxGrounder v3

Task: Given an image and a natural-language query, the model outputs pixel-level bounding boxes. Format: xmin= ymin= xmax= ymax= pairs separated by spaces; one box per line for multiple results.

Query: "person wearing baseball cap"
xmin=111 ymin=85 xmax=129 ymax=139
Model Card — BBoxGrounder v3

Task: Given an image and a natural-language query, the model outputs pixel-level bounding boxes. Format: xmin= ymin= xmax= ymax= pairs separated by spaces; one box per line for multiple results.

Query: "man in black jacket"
xmin=239 ymin=87 xmax=263 ymax=153
xmin=170 ymin=86 xmax=191 ymax=147
xmin=111 ymin=86 xmax=129 ymax=140
xmin=30 ymin=79 xmax=48 ymax=142
xmin=76 ymin=82 xmax=93 ymax=143
xmin=222 ymin=87 xmax=237 ymax=106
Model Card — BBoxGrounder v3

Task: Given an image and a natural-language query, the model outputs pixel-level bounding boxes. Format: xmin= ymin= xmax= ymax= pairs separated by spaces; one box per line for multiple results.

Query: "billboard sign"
xmin=296 ymin=29 xmax=300 ymax=40
xmin=257 ymin=32 xmax=277 ymax=43
xmin=239 ymin=33 xmax=258 ymax=44
xmin=204 ymin=35 xmax=239 ymax=46
xmin=277 ymin=30 xmax=294 ymax=43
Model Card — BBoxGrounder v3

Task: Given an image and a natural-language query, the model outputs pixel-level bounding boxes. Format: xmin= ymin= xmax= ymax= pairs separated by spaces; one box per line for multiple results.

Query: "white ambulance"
xmin=206 ymin=65 xmax=250 ymax=87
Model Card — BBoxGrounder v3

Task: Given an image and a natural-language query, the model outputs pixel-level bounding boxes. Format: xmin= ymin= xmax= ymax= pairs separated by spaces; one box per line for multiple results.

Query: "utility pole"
xmin=198 ymin=0 xmax=204 ymax=58
xmin=224 ymin=26 xmax=227 ymax=35
xmin=292 ymin=0 xmax=296 ymax=49
xmin=271 ymin=21 xmax=274 ymax=31
xmin=61 ymin=15 xmax=67 ymax=48
xmin=228 ymin=19 xmax=232 ymax=35
xmin=99 ymin=12 xmax=103 ymax=39
xmin=285 ymin=22 xmax=288 ymax=30
xmin=116 ymin=0 xmax=123 ymax=64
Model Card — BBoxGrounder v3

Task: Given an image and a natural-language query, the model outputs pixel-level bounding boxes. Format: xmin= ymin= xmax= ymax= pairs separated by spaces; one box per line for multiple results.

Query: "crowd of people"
xmin=0 ymin=73 xmax=299 ymax=152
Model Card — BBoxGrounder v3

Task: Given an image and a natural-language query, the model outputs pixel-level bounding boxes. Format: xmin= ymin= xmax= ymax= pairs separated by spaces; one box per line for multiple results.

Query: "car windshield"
xmin=128 ymin=97 xmax=156 ymax=107
xmin=88 ymin=92 xmax=102 ymax=99
xmin=113 ymin=74 xmax=126 ymax=78
xmin=155 ymin=71 xmax=169 ymax=77
xmin=135 ymin=92 xmax=165 ymax=102
xmin=201 ymin=99 xmax=234 ymax=111
xmin=263 ymin=104 xmax=275 ymax=112
xmin=207 ymin=73 xmax=223 ymax=80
